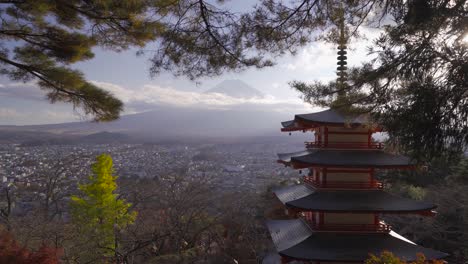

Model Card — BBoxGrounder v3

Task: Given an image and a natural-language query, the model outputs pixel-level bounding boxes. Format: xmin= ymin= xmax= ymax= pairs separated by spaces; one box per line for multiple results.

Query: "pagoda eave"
xmin=280 ymin=109 xmax=385 ymax=132
xmin=296 ymin=109 xmax=369 ymax=125
xmin=286 ymin=205 xmax=437 ymax=215
xmin=277 ymin=149 xmax=416 ymax=169
xmin=285 ymin=160 xmax=417 ymax=170
xmin=277 ymin=159 xmax=417 ymax=170
xmin=267 ymin=219 xmax=448 ymax=263
xmin=273 ymin=185 xmax=437 ymax=214
xmin=295 ymin=118 xmax=366 ymax=129
xmin=281 ymin=121 xmax=383 ymax=133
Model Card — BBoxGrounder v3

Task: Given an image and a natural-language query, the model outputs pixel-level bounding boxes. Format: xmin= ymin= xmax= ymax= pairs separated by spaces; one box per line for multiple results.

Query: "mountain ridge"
xmin=204 ymin=79 xmax=264 ymax=98
xmin=0 ymin=104 xmax=301 ymax=141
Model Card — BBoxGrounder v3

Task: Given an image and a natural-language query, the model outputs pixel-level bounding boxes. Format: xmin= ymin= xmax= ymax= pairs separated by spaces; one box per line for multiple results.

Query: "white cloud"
xmin=0 ymin=80 xmax=317 ymax=125
xmin=42 ymin=110 xmax=80 ymax=121
xmin=0 ymin=82 xmax=46 ymax=101
xmin=271 ymin=82 xmax=281 ymax=89
xmin=283 ymin=26 xmax=382 ymax=81
xmin=92 ymin=81 xmax=312 ymax=112
xmin=0 ymin=108 xmax=23 ymax=118
xmin=0 ymin=107 xmax=82 ymax=125
xmin=284 ymin=42 xmax=336 ymax=73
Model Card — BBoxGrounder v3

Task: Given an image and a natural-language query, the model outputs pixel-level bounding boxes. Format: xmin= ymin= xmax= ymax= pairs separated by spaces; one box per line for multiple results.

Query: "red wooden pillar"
xmin=322 ymin=167 xmax=327 ymax=187
xmin=368 ymin=129 xmax=372 ymax=148
xmin=317 ymin=127 xmax=322 ymax=145
xmin=324 ymin=126 xmax=329 ymax=147
xmin=319 ymin=212 xmax=324 ymax=227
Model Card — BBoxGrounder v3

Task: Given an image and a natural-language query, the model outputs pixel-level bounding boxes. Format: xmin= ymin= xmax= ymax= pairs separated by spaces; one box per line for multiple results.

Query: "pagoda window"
xmin=301 ymin=212 xmax=391 ymax=233
xmin=304 ymin=168 xmax=382 ymax=189
xmin=326 ymin=126 xmax=369 ymax=145
xmin=324 ymin=213 xmax=374 ymax=225
xmin=326 ymin=169 xmax=370 ymax=183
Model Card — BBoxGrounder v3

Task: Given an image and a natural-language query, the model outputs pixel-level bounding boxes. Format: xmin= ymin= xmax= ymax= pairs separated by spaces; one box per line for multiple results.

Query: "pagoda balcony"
xmin=304 ymin=178 xmax=384 ymax=190
xmin=305 ymin=141 xmax=384 ymax=150
xmin=302 ymin=219 xmax=391 ymax=233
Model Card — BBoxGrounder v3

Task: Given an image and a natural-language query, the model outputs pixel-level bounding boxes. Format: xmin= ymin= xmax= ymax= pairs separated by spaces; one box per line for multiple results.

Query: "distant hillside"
xmin=204 ymin=79 xmax=264 ymax=98
xmin=0 ymin=104 xmax=310 ymax=143
xmin=1 ymin=131 xmax=132 ymax=146
xmin=80 ymin=131 xmax=130 ymax=144
xmin=0 ymin=79 xmax=315 ymax=143
xmin=0 ymin=130 xmax=76 ymax=144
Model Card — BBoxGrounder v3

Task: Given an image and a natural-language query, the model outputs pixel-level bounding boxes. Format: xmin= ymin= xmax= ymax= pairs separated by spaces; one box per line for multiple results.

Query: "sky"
xmin=0 ymin=2 xmax=382 ymax=125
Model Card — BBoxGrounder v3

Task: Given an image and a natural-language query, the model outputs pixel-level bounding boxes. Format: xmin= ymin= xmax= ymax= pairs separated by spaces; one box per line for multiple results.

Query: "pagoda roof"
xmin=273 ymin=184 xmax=436 ymax=213
xmin=266 ymin=219 xmax=447 ymax=262
xmin=278 ymin=149 xmax=415 ymax=169
xmin=281 ymin=109 xmax=370 ymax=131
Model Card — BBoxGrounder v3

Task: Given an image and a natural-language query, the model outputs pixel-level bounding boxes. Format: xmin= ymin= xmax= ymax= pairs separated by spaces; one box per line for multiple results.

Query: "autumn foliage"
xmin=70 ymin=154 xmax=136 ymax=259
xmin=366 ymin=251 xmax=444 ymax=264
xmin=0 ymin=231 xmax=61 ymax=264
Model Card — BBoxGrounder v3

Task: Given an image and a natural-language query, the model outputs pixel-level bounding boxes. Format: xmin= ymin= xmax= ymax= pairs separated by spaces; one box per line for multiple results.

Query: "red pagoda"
xmin=266 ymin=17 xmax=447 ymax=264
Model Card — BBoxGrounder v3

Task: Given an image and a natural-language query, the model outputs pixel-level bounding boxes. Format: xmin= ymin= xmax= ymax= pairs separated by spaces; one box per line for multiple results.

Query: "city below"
xmin=0 ymin=139 xmax=302 ymax=216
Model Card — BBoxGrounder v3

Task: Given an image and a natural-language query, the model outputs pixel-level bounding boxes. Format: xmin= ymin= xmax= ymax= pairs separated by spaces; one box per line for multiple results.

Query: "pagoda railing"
xmin=302 ymin=216 xmax=391 ymax=233
xmin=308 ymin=222 xmax=391 ymax=233
xmin=304 ymin=178 xmax=384 ymax=189
xmin=305 ymin=141 xmax=384 ymax=149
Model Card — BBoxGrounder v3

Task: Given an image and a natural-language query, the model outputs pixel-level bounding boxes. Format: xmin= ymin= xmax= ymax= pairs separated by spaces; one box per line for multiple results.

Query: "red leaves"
xmin=0 ymin=231 xmax=62 ymax=264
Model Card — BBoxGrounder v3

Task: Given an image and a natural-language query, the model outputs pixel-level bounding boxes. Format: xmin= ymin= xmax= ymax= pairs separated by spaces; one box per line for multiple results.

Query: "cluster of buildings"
xmin=0 ymin=141 xmax=298 ymax=216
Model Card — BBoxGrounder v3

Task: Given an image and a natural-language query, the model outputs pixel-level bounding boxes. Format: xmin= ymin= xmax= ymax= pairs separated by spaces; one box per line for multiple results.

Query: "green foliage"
xmin=383 ymin=154 xmax=468 ymax=263
xmin=290 ymin=79 xmax=372 ymax=117
xmin=0 ymin=0 xmax=159 ymax=121
xmin=448 ymin=157 xmax=468 ymax=184
xmin=406 ymin=185 xmax=427 ymax=201
xmin=70 ymin=154 xmax=136 ymax=258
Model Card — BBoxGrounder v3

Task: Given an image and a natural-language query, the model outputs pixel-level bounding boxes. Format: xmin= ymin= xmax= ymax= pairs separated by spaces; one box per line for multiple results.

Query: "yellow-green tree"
xmin=70 ymin=154 xmax=136 ymax=259
xmin=366 ymin=251 xmax=444 ymax=264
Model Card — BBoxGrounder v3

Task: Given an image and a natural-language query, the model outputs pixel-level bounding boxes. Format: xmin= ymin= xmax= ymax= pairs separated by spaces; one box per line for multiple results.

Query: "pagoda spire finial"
xmin=336 ymin=7 xmax=348 ymax=97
